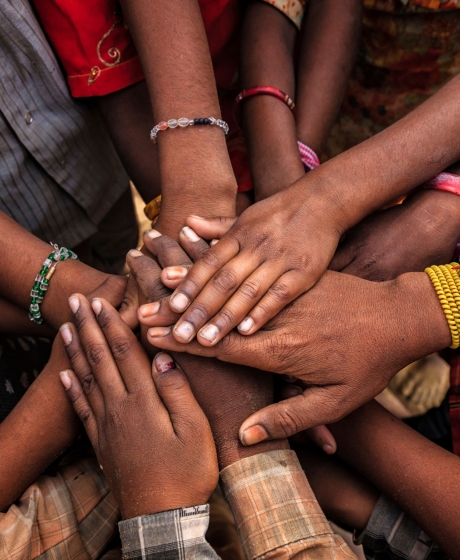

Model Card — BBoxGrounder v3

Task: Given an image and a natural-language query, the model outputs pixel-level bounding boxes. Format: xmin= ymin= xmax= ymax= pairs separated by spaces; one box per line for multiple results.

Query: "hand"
xmin=147 ymin=268 xmax=451 ymax=442
xmin=160 ymin=175 xmax=343 ymax=347
xmin=127 ymin=232 xmax=289 ymax=467
xmin=59 ymin=295 xmax=218 ymax=519
xmin=330 ymin=189 xmax=460 ymax=281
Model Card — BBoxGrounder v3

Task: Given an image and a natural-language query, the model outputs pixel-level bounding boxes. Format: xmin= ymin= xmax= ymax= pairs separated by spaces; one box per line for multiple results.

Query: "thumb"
xmin=328 ymin=241 xmax=355 ymax=272
xmin=239 ymin=386 xmax=347 ymax=444
xmin=152 ymin=352 xmax=209 ymax=434
xmin=185 ymin=215 xmax=237 ymax=240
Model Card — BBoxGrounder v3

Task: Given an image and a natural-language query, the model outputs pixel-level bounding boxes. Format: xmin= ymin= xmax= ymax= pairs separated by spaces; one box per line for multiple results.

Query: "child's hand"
xmin=163 ymin=180 xmax=342 ymax=346
xmin=59 ymin=295 xmax=218 ymax=520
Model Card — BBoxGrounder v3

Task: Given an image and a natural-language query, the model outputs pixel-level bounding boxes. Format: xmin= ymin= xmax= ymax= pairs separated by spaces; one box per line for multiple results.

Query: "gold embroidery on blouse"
xmin=97 ymin=15 xmax=122 ymax=68
xmin=88 ymin=66 xmax=101 ymax=85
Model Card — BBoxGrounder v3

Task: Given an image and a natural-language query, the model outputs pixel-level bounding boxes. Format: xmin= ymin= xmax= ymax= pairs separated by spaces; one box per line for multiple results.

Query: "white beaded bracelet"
xmin=150 ymin=117 xmax=229 ymax=144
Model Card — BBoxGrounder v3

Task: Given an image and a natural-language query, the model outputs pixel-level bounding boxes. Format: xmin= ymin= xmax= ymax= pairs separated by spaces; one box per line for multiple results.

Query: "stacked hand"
xmin=59 ymin=295 xmax=218 ymax=519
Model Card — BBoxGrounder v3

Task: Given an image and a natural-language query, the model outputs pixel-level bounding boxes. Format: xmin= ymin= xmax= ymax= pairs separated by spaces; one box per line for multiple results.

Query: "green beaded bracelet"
xmin=29 ymin=243 xmax=78 ymax=324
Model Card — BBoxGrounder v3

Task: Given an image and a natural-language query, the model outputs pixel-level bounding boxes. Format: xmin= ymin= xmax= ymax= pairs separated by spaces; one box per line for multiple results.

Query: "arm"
xmin=296 ymin=0 xmax=362 ymax=155
xmin=329 ymin=400 xmax=460 ymax=558
xmin=240 ymin=2 xmax=304 ymax=201
xmin=118 ymin=0 xmax=237 ymax=236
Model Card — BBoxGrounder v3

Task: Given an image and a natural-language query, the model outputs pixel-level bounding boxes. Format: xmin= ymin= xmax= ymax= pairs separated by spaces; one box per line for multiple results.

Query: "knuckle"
xmin=239 ymin=279 xmax=260 ymax=301
xmin=273 ymin=404 xmax=304 ymax=437
xmin=268 ymin=282 xmax=292 ymax=303
xmin=188 ymin=301 xmax=211 ymax=323
xmin=80 ymin=373 xmax=97 ymax=395
xmin=95 ymin=307 xmax=116 ymax=330
xmin=200 ymin=250 xmax=224 ymax=271
xmin=110 ymin=336 xmax=134 ymax=359
xmin=77 ymin=406 xmax=93 ymax=427
xmin=86 ymin=343 xmax=108 ymax=368
xmin=73 ymin=311 xmax=88 ymax=331
xmin=215 ymin=307 xmax=235 ymax=327
xmin=211 ymin=268 xmax=238 ymax=294
xmin=218 ymin=334 xmax=238 ymax=356
xmin=158 ymin=372 xmax=188 ymax=392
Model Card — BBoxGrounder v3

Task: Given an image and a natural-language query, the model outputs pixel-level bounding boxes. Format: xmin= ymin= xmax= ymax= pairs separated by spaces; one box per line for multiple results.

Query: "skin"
xmin=329 ymin=400 xmax=460 ymax=558
xmin=166 ymin=73 xmax=460 ymax=346
xmin=59 ymin=297 xmax=218 ymax=519
xmin=118 ymin=0 xmax=237 ymax=235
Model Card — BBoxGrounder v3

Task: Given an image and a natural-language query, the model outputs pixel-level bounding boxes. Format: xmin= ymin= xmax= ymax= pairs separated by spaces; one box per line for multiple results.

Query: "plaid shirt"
xmin=119 ymin=450 xmax=356 ymax=560
xmin=356 ymin=495 xmax=449 ymax=560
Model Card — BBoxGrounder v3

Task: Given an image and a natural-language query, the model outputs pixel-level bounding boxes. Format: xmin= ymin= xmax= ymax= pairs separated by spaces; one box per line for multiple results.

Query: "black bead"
xmin=194 ymin=118 xmax=200 ymax=125
xmin=204 ymin=118 xmax=210 ymax=124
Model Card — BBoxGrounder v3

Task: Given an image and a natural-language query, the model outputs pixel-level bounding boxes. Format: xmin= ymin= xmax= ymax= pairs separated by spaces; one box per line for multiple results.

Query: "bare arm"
xmin=329 ymin=400 xmax=460 ymax=558
xmin=119 ymin=0 xmax=237 ymax=235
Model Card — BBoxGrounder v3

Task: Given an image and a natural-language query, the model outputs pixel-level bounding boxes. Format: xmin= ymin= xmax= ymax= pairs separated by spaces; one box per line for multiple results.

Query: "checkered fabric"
xmin=220 ymin=450 xmax=356 ymax=560
xmin=119 ymin=505 xmax=219 ymax=560
xmin=356 ymin=494 xmax=448 ymax=560
xmin=0 ymin=457 xmax=119 ymax=560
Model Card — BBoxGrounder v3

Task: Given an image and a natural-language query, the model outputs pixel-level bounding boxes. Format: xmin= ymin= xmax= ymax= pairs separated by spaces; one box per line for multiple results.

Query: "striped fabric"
xmin=0 ymin=457 xmax=119 ymax=560
xmin=220 ymin=450 xmax=357 ymax=560
xmin=0 ymin=0 xmax=128 ymax=248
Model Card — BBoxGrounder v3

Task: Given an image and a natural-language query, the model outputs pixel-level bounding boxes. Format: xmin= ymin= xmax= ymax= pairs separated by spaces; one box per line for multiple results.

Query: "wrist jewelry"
xmin=425 ymin=263 xmax=460 ymax=349
xmin=29 ymin=243 xmax=78 ymax=324
xmin=423 ymin=171 xmax=460 ymax=196
xmin=149 ymin=117 xmax=229 ymax=144
xmin=297 ymin=141 xmax=320 ymax=171
xmin=236 ymin=86 xmax=295 ymax=111
xmin=144 ymin=194 xmax=162 ymax=223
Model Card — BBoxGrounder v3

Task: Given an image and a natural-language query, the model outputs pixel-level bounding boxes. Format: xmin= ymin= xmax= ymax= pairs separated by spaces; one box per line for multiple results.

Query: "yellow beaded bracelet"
xmin=425 ymin=263 xmax=460 ymax=349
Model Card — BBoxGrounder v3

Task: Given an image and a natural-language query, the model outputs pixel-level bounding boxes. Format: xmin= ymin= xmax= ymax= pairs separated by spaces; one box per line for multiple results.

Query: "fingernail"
xmin=146 ymin=229 xmax=162 ymax=239
xmin=68 ymin=296 xmax=80 ymax=314
xmin=139 ymin=302 xmax=160 ymax=318
xmin=210 ymin=239 xmax=219 ymax=246
xmin=91 ymin=298 xmax=102 ymax=315
xmin=240 ymin=425 xmax=269 ymax=446
xmin=284 ymin=375 xmax=296 ymax=383
xmin=173 ymin=321 xmax=195 ymax=342
xmin=59 ymin=370 xmax=72 ymax=390
xmin=154 ymin=352 xmax=176 ymax=373
xmin=165 ymin=266 xmax=188 ymax=280
xmin=188 ymin=215 xmax=205 ymax=220
xmin=181 ymin=226 xmax=201 ymax=242
xmin=199 ymin=324 xmax=219 ymax=344
xmin=60 ymin=323 xmax=72 ymax=345
xmin=323 ymin=444 xmax=334 ymax=454
xmin=128 ymin=249 xmax=144 ymax=258
xmin=170 ymin=292 xmax=190 ymax=312
xmin=148 ymin=326 xmax=172 ymax=338
xmin=238 ymin=317 xmax=254 ymax=333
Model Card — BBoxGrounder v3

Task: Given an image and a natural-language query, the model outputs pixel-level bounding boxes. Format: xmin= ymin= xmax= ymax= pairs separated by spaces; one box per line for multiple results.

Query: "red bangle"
xmin=236 ymin=86 xmax=295 ymax=111
xmin=423 ymin=172 xmax=460 ymax=196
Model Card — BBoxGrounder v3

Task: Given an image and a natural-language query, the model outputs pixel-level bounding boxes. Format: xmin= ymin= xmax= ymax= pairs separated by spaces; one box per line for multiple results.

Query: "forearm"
xmin=119 ymin=0 xmax=236 ymax=235
xmin=329 ymin=400 xmax=460 ymax=557
xmin=240 ymin=2 xmax=304 ymax=201
xmin=96 ymin=81 xmax=161 ymax=204
xmin=296 ymin=0 xmax=362 ymax=154
xmin=0 ymin=212 xmax=126 ymax=330
xmin=0 ymin=337 xmax=79 ymax=511
xmin=301 ymin=74 xmax=460 ymax=234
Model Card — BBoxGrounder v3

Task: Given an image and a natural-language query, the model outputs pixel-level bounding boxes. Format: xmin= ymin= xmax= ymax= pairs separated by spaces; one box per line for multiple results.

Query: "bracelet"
xmin=423 ymin=171 xmax=460 ymax=196
xmin=236 ymin=86 xmax=295 ymax=111
xmin=29 ymin=243 xmax=78 ymax=324
xmin=425 ymin=263 xmax=460 ymax=349
xmin=144 ymin=194 xmax=162 ymax=223
xmin=149 ymin=117 xmax=229 ymax=144
xmin=297 ymin=141 xmax=320 ymax=171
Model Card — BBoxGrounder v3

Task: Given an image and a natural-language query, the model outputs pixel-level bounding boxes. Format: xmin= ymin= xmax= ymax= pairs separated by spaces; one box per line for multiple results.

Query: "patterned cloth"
xmin=0 ymin=457 xmax=119 ymax=560
xmin=324 ymin=0 xmax=460 ymax=160
xmin=0 ymin=0 xmax=130 ymax=249
xmin=220 ymin=450 xmax=356 ymax=560
xmin=448 ymin=355 xmax=460 ymax=455
xmin=119 ymin=505 xmax=220 ymax=560
xmin=356 ymin=494 xmax=449 ymax=560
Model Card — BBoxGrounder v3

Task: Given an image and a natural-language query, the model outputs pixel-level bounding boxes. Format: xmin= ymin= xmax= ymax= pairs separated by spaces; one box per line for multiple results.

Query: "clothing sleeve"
xmin=219 ymin=449 xmax=356 ymax=560
xmin=30 ymin=0 xmax=144 ymax=97
xmin=259 ymin=0 xmax=307 ymax=29
xmin=118 ymin=504 xmax=221 ymax=560
xmin=0 ymin=457 xmax=118 ymax=560
xmin=355 ymin=494 xmax=449 ymax=560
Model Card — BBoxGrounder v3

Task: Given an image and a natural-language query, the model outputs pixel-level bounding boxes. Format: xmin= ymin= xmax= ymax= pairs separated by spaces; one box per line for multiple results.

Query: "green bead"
xmin=42 ymin=279 xmax=50 ymax=285
xmin=38 ymin=290 xmax=44 ymax=297
xmin=31 ymin=297 xmax=37 ymax=304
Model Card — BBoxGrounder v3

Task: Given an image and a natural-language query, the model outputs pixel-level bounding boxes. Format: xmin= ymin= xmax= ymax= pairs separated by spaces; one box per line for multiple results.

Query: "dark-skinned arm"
xmin=119 ymin=0 xmax=237 ymax=233
xmin=329 ymin=400 xmax=460 ymax=558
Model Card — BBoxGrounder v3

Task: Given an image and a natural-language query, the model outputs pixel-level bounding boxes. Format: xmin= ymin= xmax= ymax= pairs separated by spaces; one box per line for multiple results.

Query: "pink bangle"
xmin=423 ymin=172 xmax=460 ymax=196
xmin=297 ymin=141 xmax=320 ymax=171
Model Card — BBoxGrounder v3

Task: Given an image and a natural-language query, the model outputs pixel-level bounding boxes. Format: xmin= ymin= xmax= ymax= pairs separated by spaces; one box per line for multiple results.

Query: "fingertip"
xmin=91 ymin=298 xmax=102 ymax=316
xmin=240 ymin=425 xmax=269 ymax=446
xmin=181 ymin=226 xmax=201 ymax=243
xmin=60 ymin=323 xmax=73 ymax=346
xmin=153 ymin=352 xmax=176 ymax=373
xmin=59 ymin=370 xmax=72 ymax=390
xmin=238 ymin=317 xmax=254 ymax=334
xmin=139 ymin=302 xmax=160 ymax=319
xmin=145 ymin=229 xmax=162 ymax=240
xmin=147 ymin=326 xmax=172 ymax=343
